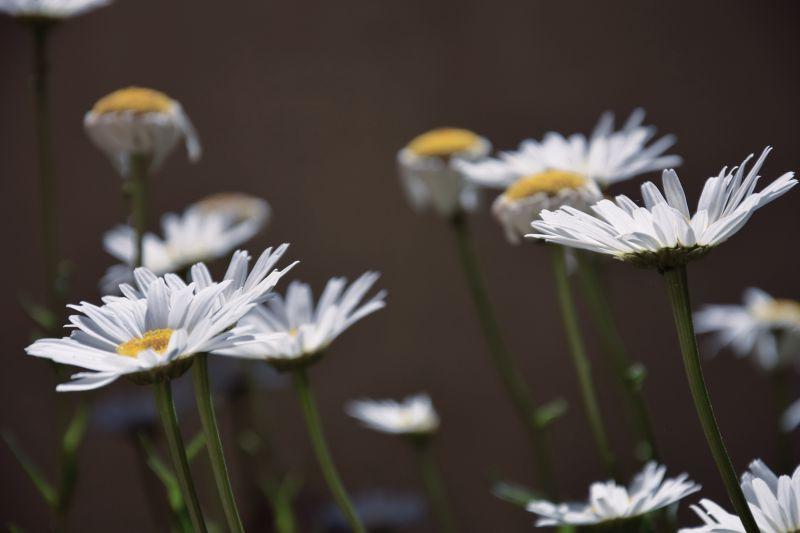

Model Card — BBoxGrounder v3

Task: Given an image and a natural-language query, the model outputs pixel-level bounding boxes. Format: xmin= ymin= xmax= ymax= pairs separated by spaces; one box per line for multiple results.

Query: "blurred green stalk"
xmin=411 ymin=436 xmax=458 ymax=533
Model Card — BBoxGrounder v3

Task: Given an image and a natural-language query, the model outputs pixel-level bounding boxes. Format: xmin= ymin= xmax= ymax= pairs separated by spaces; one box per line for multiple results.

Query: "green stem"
xmin=412 ymin=437 xmax=458 ymax=533
xmin=192 ymin=355 xmax=245 ymax=533
xmin=449 ymin=213 xmax=558 ymax=497
xmin=154 ymin=380 xmax=207 ymax=533
xmin=576 ymin=253 xmax=659 ymax=462
xmin=551 ymin=246 xmax=617 ymax=478
xmin=662 ymin=266 xmax=758 ymax=533
xmin=129 ymin=154 xmax=149 ymax=268
xmin=291 ymin=368 xmax=365 ymax=533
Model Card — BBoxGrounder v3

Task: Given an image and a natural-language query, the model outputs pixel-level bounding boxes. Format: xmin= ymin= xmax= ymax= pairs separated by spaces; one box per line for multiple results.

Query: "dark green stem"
xmin=129 ymin=154 xmax=149 ymax=268
xmin=662 ymin=266 xmax=758 ymax=533
xmin=412 ymin=437 xmax=458 ymax=533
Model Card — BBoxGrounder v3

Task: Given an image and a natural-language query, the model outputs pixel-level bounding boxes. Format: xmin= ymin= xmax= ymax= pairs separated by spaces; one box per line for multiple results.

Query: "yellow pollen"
xmin=752 ymin=299 xmax=800 ymax=325
xmin=406 ymin=128 xmax=481 ymax=157
xmin=289 ymin=328 xmax=299 ymax=337
xmin=92 ymin=87 xmax=174 ymax=115
xmin=116 ymin=329 xmax=174 ymax=358
xmin=504 ymin=170 xmax=588 ymax=200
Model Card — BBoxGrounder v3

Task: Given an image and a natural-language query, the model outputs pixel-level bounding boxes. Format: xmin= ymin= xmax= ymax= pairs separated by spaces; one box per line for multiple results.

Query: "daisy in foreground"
xmin=0 ymin=0 xmax=110 ymax=19
xmin=527 ymin=462 xmax=700 ymax=529
xmin=680 ymin=460 xmax=800 ymax=533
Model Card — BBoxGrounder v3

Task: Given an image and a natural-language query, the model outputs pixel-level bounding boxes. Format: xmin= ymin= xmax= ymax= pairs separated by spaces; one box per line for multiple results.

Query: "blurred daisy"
xmin=213 ymin=272 xmax=386 ymax=369
xmin=397 ymin=128 xmax=491 ymax=217
xmin=84 ymin=86 xmax=201 ymax=177
xmin=681 ymin=460 xmax=800 ymax=532
xmin=530 ymin=147 xmax=796 ymax=269
xmin=102 ymin=193 xmax=270 ymax=293
xmin=26 ymin=247 xmax=295 ymax=391
xmin=0 ymin=0 xmax=109 ymax=19
xmin=695 ymin=288 xmax=800 ymax=371
xmin=782 ymin=399 xmax=800 ymax=433
xmin=528 ymin=462 xmax=700 ymax=528
xmin=346 ymin=394 xmax=439 ymax=436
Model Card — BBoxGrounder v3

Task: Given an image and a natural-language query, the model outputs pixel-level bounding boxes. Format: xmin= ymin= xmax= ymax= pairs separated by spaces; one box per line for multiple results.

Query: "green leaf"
xmin=534 ymin=398 xmax=568 ymax=428
xmin=2 ymin=430 xmax=56 ymax=506
xmin=185 ymin=433 xmax=205 ymax=462
xmin=18 ymin=294 xmax=57 ymax=333
xmin=491 ymin=480 xmax=540 ymax=508
xmin=56 ymin=401 xmax=90 ymax=513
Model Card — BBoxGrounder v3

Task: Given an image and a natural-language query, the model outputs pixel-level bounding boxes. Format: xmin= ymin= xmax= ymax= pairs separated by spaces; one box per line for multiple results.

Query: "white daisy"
xmin=695 ymin=288 xmax=800 ymax=371
xmin=527 ymin=462 xmax=700 ymax=528
xmin=0 ymin=0 xmax=109 ymax=19
xmin=530 ymin=147 xmax=797 ymax=270
xmin=213 ymin=272 xmax=386 ymax=369
xmin=101 ymin=193 xmax=270 ymax=293
xmin=782 ymin=399 xmax=800 ymax=433
xmin=84 ymin=86 xmax=201 ymax=178
xmin=25 ymin=246 xmax=295 ymax=391
xmin=346 ymin=394 xmax=439 ymax=436
xmin=397 ymin=128 xmax=491 ymax=217
xmin=680 ymin=460 xmax=800 ymax=532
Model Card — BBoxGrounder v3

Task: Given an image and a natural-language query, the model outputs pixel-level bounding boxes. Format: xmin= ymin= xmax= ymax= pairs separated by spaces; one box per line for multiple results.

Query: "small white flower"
xmin=680 ymin=460 xmax=800 ymax=532
xmin=695 ymin=288 xmax=800 ymax=371
xmin=346 ymin=394 xmax=439 ymax=436
xmin=84 ymin=86 xmax=201 ymax=177
xmin=101 ymin=193 xmax=270 ymax=293
xmin=0 ymin=0 xmax=109 ymax=19
xmin=397 ymin=128 xmax=491 ymax=217
xmin=527 ymin=462 xmax=700 ymax=528
xmin=26 ymin=246 xmax=295 ymax=391
xmin=530 ymin=147 xmax=796 ymax=269
xmin=213 ymin=272 xmax=386 ymax=369
xmin=782 ymin=399 xmax=800 ymax=433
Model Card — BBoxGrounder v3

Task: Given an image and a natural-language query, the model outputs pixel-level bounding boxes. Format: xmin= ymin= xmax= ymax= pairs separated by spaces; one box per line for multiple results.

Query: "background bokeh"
xmin=2 ymin=1 xmax=799 ymax=531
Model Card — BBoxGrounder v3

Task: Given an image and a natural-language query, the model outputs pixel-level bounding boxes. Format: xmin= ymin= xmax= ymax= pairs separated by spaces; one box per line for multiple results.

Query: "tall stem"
xmin=576 ymin=253 xmax=659 ymax=462
xmin=662 ymin=266 xmax=758 ymax=533
xmin=128 ymin=154 xmax=149 ymax=268
xmin=551 ymin=246 xmax=617 ymax=478
xmin=412 ymin=437 xmax=458 ymax=533
xmin=192 ymin=354 xmax=245 ymax=533
xmin=291 ymin=368 xmax=365 ymax=533
xmin=449 ymin=213 xmax=558 ymax=497
xmin=154 ymin=380 xmax=207 ymax=533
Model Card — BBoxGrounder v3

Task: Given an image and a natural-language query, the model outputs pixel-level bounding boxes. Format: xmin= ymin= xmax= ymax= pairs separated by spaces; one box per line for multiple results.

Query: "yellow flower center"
xmin=406 ymin=128 xmax=481 ymax=157
xmin=504 ymin=170 xmax=588 ymax=200
xmin=92 ymin=87 xmax=174 ymax=115
xmin=752 ymin=299 xmax=800 ymax=325
xmin=116 ymin=329 xmax=174 ymax=358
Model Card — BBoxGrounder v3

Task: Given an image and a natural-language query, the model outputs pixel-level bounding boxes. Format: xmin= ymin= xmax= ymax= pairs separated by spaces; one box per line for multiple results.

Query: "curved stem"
xmin=128 ymin=154 xmax=149 ymax=268
xmin=662 ymin=266 xmax=758 ymax=533
xmin=291 ymin=368 xmax=365 ymax=533
xmin=412 ymin=437 xmax=458 ymax=533
xmin=449 ymin=213 xmax=558 ymax=497
xmin=551 ymin=246 xmax=617 ymax=479
xmin=154 ymin=380 xmax=207 ymax=533
xmin=192 ymin=354 xmax=245 ymax=533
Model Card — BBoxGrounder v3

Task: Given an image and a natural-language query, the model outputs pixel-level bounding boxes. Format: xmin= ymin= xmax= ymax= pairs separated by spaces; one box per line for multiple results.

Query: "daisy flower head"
xmin=0 ymin=0 xmax=109 ymax=20
xmin=527 ymin=462 xmax=700 ymax=529
xmin=346 ymin=394 xmax=440 ymax=436
xmin=26 ymin=246 xmax=296 ymax=391
xmin=695 ymin=288 xmax=800 ymax=371
xmin=213 ymin=271 xmax=386 ymax=370
xmin=84 ymin=86 xmax=201 ymax=178
xmin=101 ymin=193 xmax=270 ymax=293
xmin=681 ymin=460 xmax=800 ymax=532
xmin=530 ymin=147 xmax=797 ymax=270
xmin=397 ymin=128 xmax=491 ymax=217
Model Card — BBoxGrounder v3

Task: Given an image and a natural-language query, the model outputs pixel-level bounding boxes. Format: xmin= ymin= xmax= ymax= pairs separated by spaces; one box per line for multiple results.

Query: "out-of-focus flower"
xmin=318 ymin=489 xmax=426 ymax=533
xmin=397 ymin=128 xmax=491 ymax=217
xmin=0 ymin=0 xmax=109 ymax=19
xmin=26 ymin=247 xmax=295 ymax=391
xmin=84 ymin=86 xmax=201 ymax=177
xmin=782 ymin=399 xmax=800 ymax=433
xmin=101 ymin=193 xmax=270 ymax=293
xmin=346 ymin=394 xmax=439 ymax=436
xmin=680 ymin=460 xmax=800 ymax=532
xmin=530 ymin=148 xmax=796 ymax=270
xmin=695 ymin=288 xmax=800 ymax=371
xmin=527 ymin=462 xmax=700 ymax=528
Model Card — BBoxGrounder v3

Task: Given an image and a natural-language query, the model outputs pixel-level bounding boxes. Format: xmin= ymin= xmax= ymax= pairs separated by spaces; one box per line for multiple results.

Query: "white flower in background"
xmin=397 ymin=128 xmax=491 ymax=217
xmin=695 ymin=288 xmax=800 ymax=371
xmin=782 ymin=399 xmax=800 ymax=432
xmin=530 ymin=147 xmax=796 ymax=269
xmin=527 ymin=462 xmax=700 ymax=528
xmin=101 ymin=193 xmax=270 ymax=293
xmin=84 ymin=86 xmax=201 ymax=177
xmin=346 ymin=394 xmax=439 ymax=436
xmin=26 ymin=246 xmax=295 ymax=391
xmin=0 ymin=0 xmax=109 ymax=18
xmin=213 ymin=272 xmax=386 ymax=369
xmin=680 ymin=460 xmax=800 ymax=532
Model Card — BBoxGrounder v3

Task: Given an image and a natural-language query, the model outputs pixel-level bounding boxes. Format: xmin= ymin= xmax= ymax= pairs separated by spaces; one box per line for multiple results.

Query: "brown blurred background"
xmin=2 ymin=0 xmax=800 ymax=531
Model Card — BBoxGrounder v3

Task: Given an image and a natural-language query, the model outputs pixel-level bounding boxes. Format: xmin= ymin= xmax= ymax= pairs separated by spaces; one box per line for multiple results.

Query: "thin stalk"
xmin=291 ymin=368 xmax=365 ymax=533
xmin=128 ymin=153 xmax=149 ymax=268
xmin=154 ymin=380 xmax=207 ymax=533
xmin=411 ymin=437 xmax=458 ymax=533
xmin=192 ymin=354 xmax=245 ymax=533
xmin=550 ymin=246 xmax=617 ymax=478
xmin=576 ymin=253 xmax=659 ymax=462
xmin=662 ymin=266 xmax=758 ymax=533
xmin=132 ymin=431 xmax=180 ymax=532
xmin=449 ymin=212 xmax=558 ymax=497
